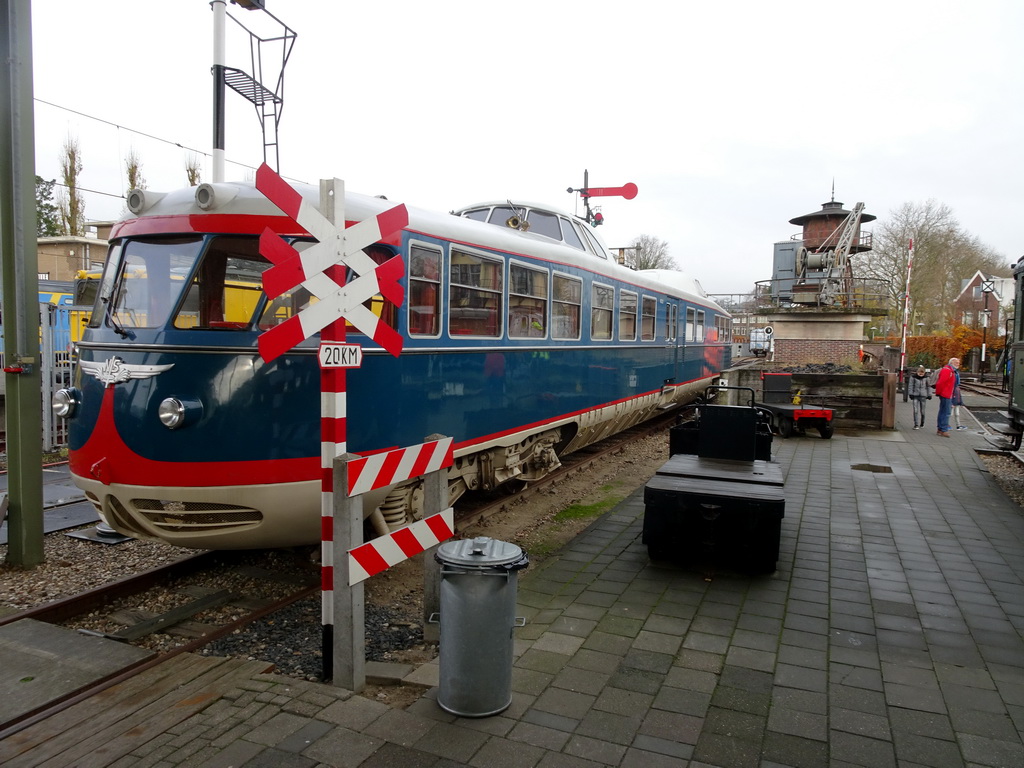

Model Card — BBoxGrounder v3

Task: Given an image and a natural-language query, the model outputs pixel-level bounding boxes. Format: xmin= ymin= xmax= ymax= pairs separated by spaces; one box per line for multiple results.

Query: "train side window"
xmin=696 ymin=310 xmax=706 ymax=341
xmin=509 ymin=263 xmax=548 ymax=338
xmin=450 ymin=248 xmax=503 ymax=337
xmin=409 ymin=244 xmax=441 ymax=336
xmin=559 ymin=218 xmax=586 ymax=251
xmin=350 ymin=245 xmax=399 ymax=333
xmin=641 ymin=296 xmax=656 ymax=341
xmin=552 ymin=273 xmax=582 ymax=340
xmin=177 ymin=236 xmax=266 ymax=330
xmin=525 ymin=210 xmax=561 ymax=241
xmin=487 ymin=206 xmax=517 ymax=228
xmin=580 ymin=226 xmax=609 ymax=259
xmin=619 ymin=290 xmax=637 ymax=341
xmin=665 ymin=303 xmax=678 ymax=342
xmin=685 ymin=307 xmax=696 ymax=342
xmin=256 ymin=239 xmax=316 ymax=330
xmin=591 ymin=282 xmax=614 ymax=340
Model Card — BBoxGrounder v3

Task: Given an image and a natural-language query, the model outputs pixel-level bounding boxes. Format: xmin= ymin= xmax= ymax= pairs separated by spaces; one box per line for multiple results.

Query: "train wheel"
xmin=779 ymin=417 xmax=793 ymax=438
xmin=819 ymin=422 xmax=834 ymax=440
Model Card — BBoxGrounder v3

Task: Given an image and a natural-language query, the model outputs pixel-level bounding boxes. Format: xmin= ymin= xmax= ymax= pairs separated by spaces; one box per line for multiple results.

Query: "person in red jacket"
xmin=934 ymin=358 xmax=960 ymax=436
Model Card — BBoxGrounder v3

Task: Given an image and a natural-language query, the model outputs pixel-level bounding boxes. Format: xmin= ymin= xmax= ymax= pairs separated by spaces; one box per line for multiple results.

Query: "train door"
xmin=666 ymin=300 xmax=681 ymax=384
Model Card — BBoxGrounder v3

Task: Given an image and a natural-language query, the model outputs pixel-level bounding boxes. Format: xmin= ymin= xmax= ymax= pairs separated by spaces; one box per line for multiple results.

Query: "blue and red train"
xmin=53 ymin=180 xmax=732 ymax=549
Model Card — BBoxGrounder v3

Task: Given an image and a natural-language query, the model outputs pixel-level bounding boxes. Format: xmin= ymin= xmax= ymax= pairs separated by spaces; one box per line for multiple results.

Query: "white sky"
xmin=29 ymin=0 xmax=1024 ymax=294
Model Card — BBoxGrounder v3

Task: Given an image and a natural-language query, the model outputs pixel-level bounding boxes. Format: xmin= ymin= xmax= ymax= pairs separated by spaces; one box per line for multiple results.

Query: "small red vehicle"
xmin=759 ymin=373 xmax=834 ymax=439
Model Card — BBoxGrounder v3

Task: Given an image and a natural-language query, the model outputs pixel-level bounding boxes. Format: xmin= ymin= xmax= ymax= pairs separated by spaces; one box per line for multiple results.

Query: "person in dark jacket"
xmin=908 ymin=365 xmax=932 ymax=430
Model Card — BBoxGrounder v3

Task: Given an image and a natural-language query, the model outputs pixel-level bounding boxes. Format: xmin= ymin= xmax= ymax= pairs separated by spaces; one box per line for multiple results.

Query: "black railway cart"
xmin=644 ymin=386 xmax=785 ymax=573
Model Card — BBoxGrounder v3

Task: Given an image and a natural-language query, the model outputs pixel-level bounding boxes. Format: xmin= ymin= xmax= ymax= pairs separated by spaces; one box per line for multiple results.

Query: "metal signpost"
xmin=254 ymin=165 xmax=455 ymax=690
xmin=254 ymin=164 xmax=406 ymax=687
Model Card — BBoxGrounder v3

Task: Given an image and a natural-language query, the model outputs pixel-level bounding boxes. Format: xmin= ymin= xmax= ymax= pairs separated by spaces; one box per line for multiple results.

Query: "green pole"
xmin=1 ymin=0 xmax=45 ymax=566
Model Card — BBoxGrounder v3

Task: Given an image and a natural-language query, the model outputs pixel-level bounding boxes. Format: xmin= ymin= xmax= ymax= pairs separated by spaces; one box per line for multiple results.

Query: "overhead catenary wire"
xmin=33 ymin=98 xmax=311 ymax=203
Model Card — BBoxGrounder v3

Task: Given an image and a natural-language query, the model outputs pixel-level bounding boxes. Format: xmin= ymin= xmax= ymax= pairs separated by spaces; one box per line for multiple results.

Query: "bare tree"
xmin=627 ymin=234 xmax=675 ymax=271
xmin=125 ymin=147 xmax=146 ymax=193
xmin=853 ymin=200 xmax=1007 ymax=332
xmin=58 ymin=135 xmax=85 ymax=236
xmin=185 ymin=154 xmax=202 ymax=186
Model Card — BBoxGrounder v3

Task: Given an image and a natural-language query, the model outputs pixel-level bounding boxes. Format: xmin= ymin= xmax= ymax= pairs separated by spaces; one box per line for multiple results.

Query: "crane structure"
xmin=793 ymin=202 xmax=865 ymax=306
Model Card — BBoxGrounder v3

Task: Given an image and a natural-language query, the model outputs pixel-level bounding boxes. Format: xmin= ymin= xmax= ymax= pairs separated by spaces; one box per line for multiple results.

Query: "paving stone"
xmin=574 ymin=708 xmax=642 ymax=746
xmin=532 ymin=687 xmax=596 ymax=720
xmin=957 ymin=732 xmax=1024 ymax=767
xmin=828 ymin=730 xmax=896 ymax=768
xmin=413 ymin=721 xmax=490 ymax=762
xmin=693 ymin=731 xmax=763 ymax=768
xmin=362 ymin=707 xmax=437 ymax=747
xmin=651 ymin=685 xmax=712 ymax=718
xmin=242 ymin=711 xmax=311 ymax=746
xmin=360 ymin=745 xmax=440 ymax=768
xmin=227 ymin=746 xmax=317 ymax=768
xmin=301 ymin=725 xmax=385 ymax=767
xmin=551 ymin=665 xmax=609 ymax=697
xmin=275 ymin=719 xmax=335 ymax=753
xmin=562 ymin=733 xmax=627 ymax=765
xmin=508 ymin=720 xmax=572 ymax=751
xmin=760 ymin=730 xmax=830 ymax=768
xmin=892 ymin=732 xmax=965 ymax=768
xmin=468 ymin=735 xmax=546 ymax=768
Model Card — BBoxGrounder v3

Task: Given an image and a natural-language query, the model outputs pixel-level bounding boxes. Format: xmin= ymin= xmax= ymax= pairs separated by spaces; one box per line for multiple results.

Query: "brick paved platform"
xmin=2 ymin=394 xmax=1022 ymax=767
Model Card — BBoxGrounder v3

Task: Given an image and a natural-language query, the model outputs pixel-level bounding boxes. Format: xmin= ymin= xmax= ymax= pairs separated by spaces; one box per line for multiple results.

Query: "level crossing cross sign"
xmin=254 ymin=163 xmax=408 ymax=363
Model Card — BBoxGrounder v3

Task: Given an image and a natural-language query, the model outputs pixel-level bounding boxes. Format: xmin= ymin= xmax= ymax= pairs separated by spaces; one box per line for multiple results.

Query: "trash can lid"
xmin=436 ymin=536 xmax=525 ymax=568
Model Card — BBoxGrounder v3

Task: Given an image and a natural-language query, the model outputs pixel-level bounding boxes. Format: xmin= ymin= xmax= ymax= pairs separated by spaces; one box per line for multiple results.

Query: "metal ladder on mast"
xmin=223 ymin=8 xmax=296 ymax=171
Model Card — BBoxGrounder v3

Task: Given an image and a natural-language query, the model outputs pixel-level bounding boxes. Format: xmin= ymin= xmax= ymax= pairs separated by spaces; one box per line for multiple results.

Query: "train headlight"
xmin=158 ymin=397 xmax=202 ymax=429
xmin=52 ymin=388 xmax=80 ymax=418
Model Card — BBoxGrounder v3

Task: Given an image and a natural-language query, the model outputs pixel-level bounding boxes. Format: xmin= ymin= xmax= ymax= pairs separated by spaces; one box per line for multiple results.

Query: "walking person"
xmin=952 ymin=374 xmax=967 ymax=430
xmin=934 ymin=357 xmax=960 ymax=436
xmin=908 ymin=365 xmax=932 ymax=429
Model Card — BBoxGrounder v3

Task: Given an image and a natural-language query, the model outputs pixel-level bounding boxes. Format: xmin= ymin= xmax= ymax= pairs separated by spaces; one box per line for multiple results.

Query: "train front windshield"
xmin=90 ymin=236 xmax=272 ymax=332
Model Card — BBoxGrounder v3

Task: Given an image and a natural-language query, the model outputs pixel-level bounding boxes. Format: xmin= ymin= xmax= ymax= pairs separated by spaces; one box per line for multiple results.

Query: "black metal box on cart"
xmin=642 ymin=455 xmax=785 ymax=574
xmin=669 ymin=406 xmax=773 ymax=462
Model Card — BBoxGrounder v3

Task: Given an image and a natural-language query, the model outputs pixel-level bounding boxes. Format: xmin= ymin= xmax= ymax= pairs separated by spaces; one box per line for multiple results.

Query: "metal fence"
xmin=1 ymin=301 xmax=79 ymax=452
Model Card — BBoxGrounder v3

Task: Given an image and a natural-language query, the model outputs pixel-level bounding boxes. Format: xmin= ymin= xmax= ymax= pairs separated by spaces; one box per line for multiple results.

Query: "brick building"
xmin=36 ymin=221 xmax=112 ymax=282
xmin=953 ymin=270 xmax=1012 ymax=335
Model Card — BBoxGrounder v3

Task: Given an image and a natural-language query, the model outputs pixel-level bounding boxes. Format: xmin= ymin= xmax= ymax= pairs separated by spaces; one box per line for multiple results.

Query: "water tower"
xmin=772 ymin=197 xmax=875 ymax=305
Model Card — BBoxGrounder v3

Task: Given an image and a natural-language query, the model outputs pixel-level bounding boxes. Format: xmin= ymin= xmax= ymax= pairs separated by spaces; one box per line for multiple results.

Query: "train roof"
xmin=113 ymin=181 xmax=726 ymax=314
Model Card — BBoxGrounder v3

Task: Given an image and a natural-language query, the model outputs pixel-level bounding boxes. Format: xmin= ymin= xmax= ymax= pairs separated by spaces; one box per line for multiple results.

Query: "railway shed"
xmin=2 ymin=389 xmax=1023 ymax=767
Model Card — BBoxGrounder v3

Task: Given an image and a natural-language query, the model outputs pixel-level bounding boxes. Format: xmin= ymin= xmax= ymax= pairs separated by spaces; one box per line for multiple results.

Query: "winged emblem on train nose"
xmin=80 ymin=357 xmax=174 ymax=386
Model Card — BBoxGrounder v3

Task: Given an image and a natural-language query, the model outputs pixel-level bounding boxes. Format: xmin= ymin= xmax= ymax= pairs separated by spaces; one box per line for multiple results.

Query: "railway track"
xmin=0 ymin=549 xmax=319 ymax=734
xmin=0 ymin=549 xmax=319 ymax=642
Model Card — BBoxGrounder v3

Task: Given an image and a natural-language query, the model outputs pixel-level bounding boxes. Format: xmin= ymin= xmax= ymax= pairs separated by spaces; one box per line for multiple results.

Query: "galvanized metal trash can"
xmin=433 ymin=536 xmax=529 ymax=717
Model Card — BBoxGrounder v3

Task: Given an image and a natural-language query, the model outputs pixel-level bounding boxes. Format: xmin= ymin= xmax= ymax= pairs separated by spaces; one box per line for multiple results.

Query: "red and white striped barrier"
xmin=347 ymin=437 xmax=455 ymax=497
xmin=348 ymin=508 xmax=455 ymax=585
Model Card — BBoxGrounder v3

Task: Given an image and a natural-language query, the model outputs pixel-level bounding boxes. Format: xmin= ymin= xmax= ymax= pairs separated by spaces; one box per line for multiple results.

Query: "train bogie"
xmin=57 ymin=181 xmax=731 ymax=549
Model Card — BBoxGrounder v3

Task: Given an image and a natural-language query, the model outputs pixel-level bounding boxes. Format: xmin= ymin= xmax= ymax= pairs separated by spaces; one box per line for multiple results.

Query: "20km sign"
xmin=319 ymin=342 xmax=362 ymax=369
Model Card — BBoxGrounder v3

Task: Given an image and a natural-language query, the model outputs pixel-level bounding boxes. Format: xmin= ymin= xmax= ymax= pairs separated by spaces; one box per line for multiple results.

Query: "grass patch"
xmin=520 ymin=481 xmax=637 ymax=559
xmin=555 ymin=497 xmax=618 ymax=521
xmin=554 ymin=481 xmax=628 ymax=522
